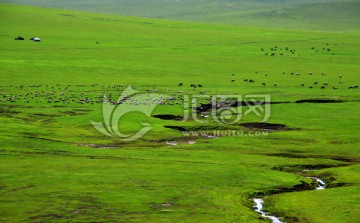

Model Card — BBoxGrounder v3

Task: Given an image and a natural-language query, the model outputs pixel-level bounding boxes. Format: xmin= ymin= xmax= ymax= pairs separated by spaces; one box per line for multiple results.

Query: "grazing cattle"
xmin=309 ymin=72 xmax=313 ymax=75
xmin=314 ymin=82 xmax=318 ymax=85
xmin=271 ymin=53 xmax=276 ymax=56
xmin=190 ymin=84 xmax=196 ymax=88
xmin=260 ymin=48 xmax=264 ymax=51
xmin=249 ymin=79 xmax=255 ymax=83
xmin=296 ymin=73 xmax=300 ymax=76
xmin=309 ymin=86 xmax=313 ymax=89
xmin=321 ymin=86 xmax=325 ymax=89
xmin=33 ymin=38 xmax=41 ymax=42
xmin=231 ymin=79 xmax=235 ymax=82
xmin=198 ymin=84 xmax=202 ymax=88
xmin=339 ymin=75 xmax=342 ymax=78
xmin=348 ymin=86 xmax=353 ymax=89
xmin=301 ymin=83 xmax=305 ymax=87
xmin=244 ymin=79 xmax=248 ymax=82
xmin=15 ymin=36 xmax=24 ymax=40
xmin=232 ymin=73 xmax=235 ymax=76
xmin=354 ymin=86 xmax=359 ymax=89
xmin=324 ymin=82 xmax=328 ymax=86
xmin=178 ymin=83 xmax=183 ymax=87
xmin=262 ymin=83 xmax=266 ymax=86
xmin=339 ymin=81 xmax=343 ymax=84
xmin=274 ymin=83 xmax=277 ymax=87
xmin=333 ymin=87 xmax=338 ymax=89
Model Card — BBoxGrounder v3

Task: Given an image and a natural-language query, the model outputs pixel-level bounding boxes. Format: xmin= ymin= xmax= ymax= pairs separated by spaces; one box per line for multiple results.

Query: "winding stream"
xmin=252 ymin=177 xmax=326 ymax=223
xmin=310 ymin=177 xmax=326 ymax=190
xmin=252 ymin=198 xmax=284 ymax=223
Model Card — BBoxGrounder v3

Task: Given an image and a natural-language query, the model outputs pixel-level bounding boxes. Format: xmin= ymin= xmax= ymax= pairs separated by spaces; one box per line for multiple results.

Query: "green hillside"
xmin=0 ymin=3 xmax=359 ymax=223
xmin=1 ymin=0 xmax=359 ymax=32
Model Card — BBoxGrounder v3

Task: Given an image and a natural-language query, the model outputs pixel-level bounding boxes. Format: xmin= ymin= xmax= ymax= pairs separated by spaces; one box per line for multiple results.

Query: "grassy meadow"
xmin=1 ymin=0 xmax=359 ymax=32
xmin=0 ymin=3 xmax=359 ymax=223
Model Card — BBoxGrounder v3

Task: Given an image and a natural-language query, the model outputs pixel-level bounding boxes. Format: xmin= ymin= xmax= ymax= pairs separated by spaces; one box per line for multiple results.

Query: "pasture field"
xmin=0 ymin=3 xmax=359 ymax=223
xmin=1 ymin=0 xmax=359 ymax=32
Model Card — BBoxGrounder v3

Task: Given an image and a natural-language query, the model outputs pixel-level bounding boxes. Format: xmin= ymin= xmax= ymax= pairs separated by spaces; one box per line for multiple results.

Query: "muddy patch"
xmin=266 ymin=153 xmax=309 ymax=159
xmin=22 ymin=133 xmax=63 ymax=143
xmin=296 ymin=99 xmax=344 ymax=103
xmin=197 ymin=101 xmax=289 ymax=113
xmin=76 ymin=143 xmax=120 ymax=149
xmin=268 ymin=153 xmax=358 ymax=163
xmin=251 ymin=180 xmax=316 ymax=198
xmin=164 ymin=125 xmax=188 ymax=131
xmin=272 ymin=164 xmax=347 ymax=173
xmin=153 ymin=136 xmax=198 ymax=146
xmin=59 ymin=13 xmax=75 ymax=17
xmin=165 ymin=140 xmax=196 ymax=146
xmin=240 ymin=122 xmax=292 ymax=131
xmin=164 ymin=125 xmax=237 ymax=132
xmin=152 ymin=114 xmax=183 ymax=121
xmin=59 ymin=110 xmax=90 ymax=116
xmin=11 ymin=185 xmax=35 ymax=192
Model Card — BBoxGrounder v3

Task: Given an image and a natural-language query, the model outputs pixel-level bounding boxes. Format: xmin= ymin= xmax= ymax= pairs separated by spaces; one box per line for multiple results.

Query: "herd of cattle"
xmin=261 ymin=44 xmax=336 ymax=57
xmin=178 ymin=71 xmax=358 ymax=90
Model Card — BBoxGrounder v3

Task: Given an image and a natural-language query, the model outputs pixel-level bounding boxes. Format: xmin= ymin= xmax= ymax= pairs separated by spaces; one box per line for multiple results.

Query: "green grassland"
xmin=1 ymin=0 xmax=359 ymax=32
xmin=0 ymin=3 xmax=359 ymax=223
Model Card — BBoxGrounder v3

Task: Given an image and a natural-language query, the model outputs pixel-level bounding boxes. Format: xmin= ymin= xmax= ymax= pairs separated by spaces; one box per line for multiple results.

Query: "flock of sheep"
xmin=0 ymin=84 xmax=187 ymax=105
xmin=0 ymin=70 xmax=358 ymax=105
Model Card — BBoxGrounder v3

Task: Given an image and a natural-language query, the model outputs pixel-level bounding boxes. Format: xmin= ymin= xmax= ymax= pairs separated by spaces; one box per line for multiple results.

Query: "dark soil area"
xmin=240 ymin=122 xmax=290 ymax=130
xmin=296 ymin=99 xmax=344 ymax=103
xmin=152 ymin=114 xmax=183 ymax=120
